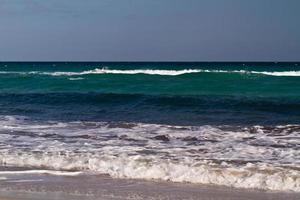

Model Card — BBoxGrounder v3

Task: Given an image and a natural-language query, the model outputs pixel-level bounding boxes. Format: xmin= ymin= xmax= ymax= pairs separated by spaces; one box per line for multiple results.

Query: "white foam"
xmin=0 ymin=170 xmax=82 ymax=176
xmin=0 ymin=154 xmax=299 ymax=192
xmin=252 ymin=71 xmax=300 ymax=76
xmin=0 ymin=116 xmax=299 ymax=191
xmin=79 ymin=68 xmax=202 ymax=76
xmin=68 ymin=77 xmax=84 ymax=81
xmin=1 ymin=68 xmax=300 ymax=76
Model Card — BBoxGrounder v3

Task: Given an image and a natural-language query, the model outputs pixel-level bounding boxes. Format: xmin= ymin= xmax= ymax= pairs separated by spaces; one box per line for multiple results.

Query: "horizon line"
xmin=1 ymin=61 xmax=300 ymax=63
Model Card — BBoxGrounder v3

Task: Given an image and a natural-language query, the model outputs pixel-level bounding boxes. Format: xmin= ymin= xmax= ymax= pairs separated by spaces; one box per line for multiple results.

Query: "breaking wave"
xmin=1 ymin=68 xmax=300 ymax=76
xmin=1 ymin=153 xmax=299 ymax=192
xmin=0 ymin=116 xmax=299 ymax=191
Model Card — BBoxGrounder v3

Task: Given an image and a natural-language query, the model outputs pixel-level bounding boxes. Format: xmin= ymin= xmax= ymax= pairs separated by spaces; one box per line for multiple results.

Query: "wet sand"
xmin=0 ymin=173 xmax=299 ymax=200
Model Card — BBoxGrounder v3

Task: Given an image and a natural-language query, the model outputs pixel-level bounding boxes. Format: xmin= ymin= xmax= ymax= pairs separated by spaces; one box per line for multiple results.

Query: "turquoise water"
xmin=1 ymin=62 xmax=300 ymax=97
xmin=0 ymin=62 xmax=299 ymax=125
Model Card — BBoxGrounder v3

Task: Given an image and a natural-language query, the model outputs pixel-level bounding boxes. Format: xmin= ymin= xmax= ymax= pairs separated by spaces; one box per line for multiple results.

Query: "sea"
xmin=0 ymin=62 xmax=299 ymax=192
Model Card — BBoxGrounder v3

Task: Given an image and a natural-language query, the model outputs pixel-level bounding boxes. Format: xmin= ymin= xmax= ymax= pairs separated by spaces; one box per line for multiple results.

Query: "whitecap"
xmin=68 ymin=77 xmax=84 ymax=81
xmin=1 ymin=68 xmax=300 ymax=76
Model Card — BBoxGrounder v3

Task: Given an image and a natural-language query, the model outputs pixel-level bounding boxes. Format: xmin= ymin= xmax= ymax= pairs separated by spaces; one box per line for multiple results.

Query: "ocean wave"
xmin=1 ymin=153 xmax=299 ymax=192
xmin=1 ymin=68 xmax=300 ymax=76
xmin=0 ymin=115 xmax=299 ymax=191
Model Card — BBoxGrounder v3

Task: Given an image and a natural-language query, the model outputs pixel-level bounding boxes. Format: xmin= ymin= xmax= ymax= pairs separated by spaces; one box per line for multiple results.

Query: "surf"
xmin=1 ymin=68 xmax=300 ymax=76
xmin=0 ymin=116 xmax=299 ymax=191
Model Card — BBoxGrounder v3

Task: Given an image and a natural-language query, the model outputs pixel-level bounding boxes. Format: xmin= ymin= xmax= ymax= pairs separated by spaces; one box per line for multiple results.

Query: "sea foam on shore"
xmin=0 ymin=116 xmax=299 ymax=192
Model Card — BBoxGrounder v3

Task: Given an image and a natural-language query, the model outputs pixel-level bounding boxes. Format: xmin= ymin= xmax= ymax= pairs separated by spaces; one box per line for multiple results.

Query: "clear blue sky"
xmin=0 ymin=0 xmax=299 ymax=61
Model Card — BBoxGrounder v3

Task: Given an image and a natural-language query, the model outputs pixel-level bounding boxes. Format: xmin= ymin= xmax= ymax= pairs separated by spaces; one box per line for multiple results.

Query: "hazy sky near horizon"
xmin=0 ymin=0 xmax=299 ymax=61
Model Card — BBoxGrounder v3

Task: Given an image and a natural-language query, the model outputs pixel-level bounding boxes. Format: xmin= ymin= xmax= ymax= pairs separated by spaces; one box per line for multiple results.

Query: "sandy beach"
xmin=0 ymin=173 xmax=299 ymax=200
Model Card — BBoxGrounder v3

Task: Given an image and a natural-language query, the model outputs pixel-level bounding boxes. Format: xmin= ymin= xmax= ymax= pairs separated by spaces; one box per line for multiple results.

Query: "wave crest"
xmin=1 ymin=153 xmax=299 ymax=192
xmin=1 ymin=68 xmax=300 ymax=76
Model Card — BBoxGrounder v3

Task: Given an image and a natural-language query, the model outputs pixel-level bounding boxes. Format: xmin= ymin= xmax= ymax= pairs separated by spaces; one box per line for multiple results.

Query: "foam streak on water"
xmin=0 ymin=116 xmax=299 ymax=191
xmin=1 ymin=68 xmax=300 ymax=76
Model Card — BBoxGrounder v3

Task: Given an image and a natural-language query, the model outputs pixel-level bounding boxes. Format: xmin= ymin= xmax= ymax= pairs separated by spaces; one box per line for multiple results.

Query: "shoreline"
xmin=0 ymin=174 xmax=299 ymax=200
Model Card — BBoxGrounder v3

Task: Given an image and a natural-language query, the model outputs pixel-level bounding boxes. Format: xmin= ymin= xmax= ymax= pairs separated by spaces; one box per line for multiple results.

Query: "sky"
xmin=0 ymin=0 xmax=299 ymax=61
